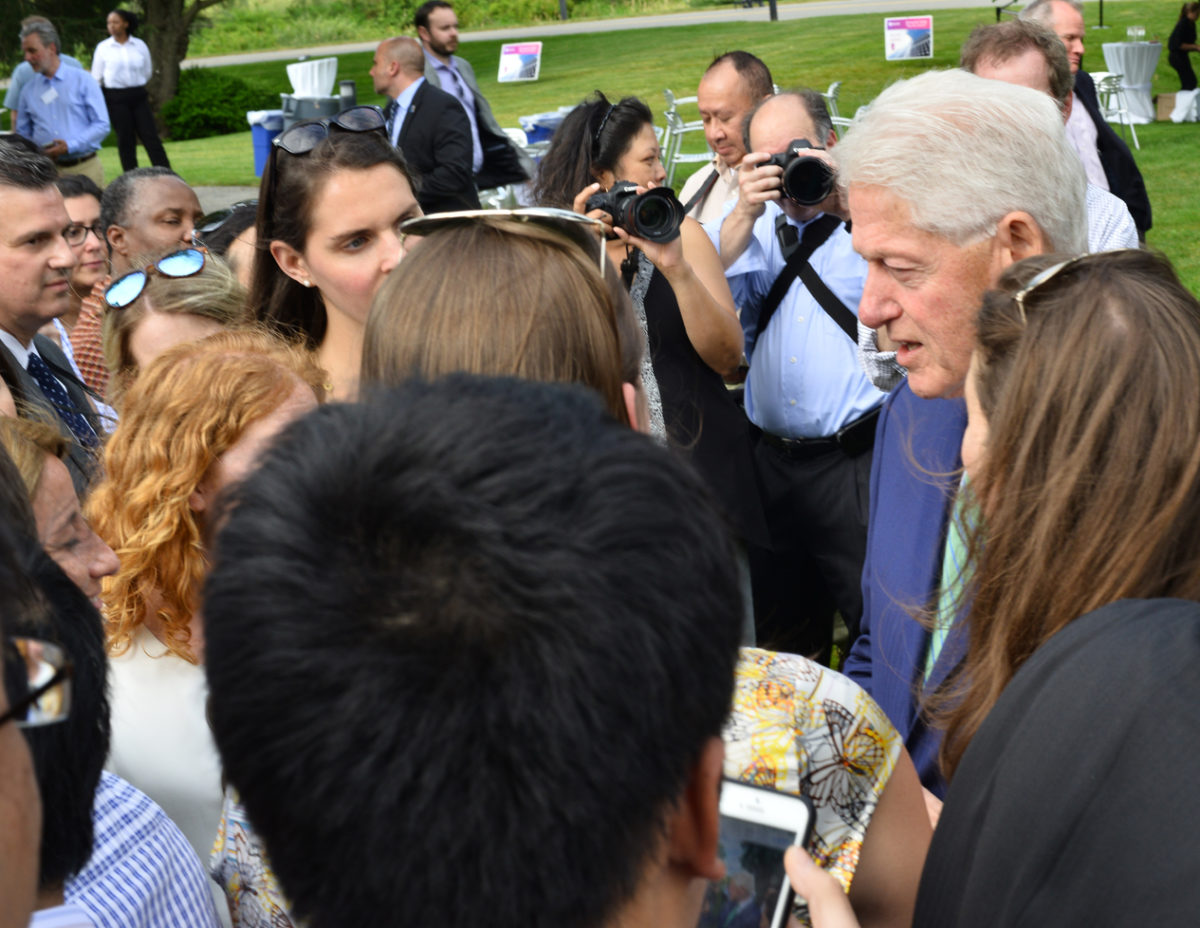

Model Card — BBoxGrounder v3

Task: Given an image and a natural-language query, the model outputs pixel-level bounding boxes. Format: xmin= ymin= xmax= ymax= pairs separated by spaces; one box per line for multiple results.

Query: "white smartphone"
xmin=696 ymin=779 xmax=816 ymax=928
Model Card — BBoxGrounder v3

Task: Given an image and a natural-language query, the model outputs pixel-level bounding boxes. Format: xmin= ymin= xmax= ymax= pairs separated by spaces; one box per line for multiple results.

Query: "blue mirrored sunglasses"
xmin=104 ymin=248 xmax=206 ymax=310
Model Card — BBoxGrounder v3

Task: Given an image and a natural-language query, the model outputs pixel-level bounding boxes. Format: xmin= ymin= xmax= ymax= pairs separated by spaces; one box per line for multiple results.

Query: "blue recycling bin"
xmin=249 ymin=110 xmax=284 ymax=177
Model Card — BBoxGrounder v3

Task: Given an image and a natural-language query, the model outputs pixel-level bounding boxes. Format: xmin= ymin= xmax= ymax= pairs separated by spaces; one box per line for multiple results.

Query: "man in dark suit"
xmin=1021 ymin=0 xmax=1152 ymax=237
xmin=415 ymin=0 xmax=535 ymax=192
xmin=371 ymin=35 xmax=479 ymax=215
xmin=0 ymin=144 xmax=100 ymax=494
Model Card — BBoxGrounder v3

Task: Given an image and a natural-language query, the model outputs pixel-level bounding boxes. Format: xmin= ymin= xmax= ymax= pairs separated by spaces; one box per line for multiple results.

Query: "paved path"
xmin=184 ymin=0 xmax=997 ymax=68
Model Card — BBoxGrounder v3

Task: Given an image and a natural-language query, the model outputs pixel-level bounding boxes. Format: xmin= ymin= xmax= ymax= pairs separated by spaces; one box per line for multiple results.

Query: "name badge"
xmin=41 ymin=87 xmax=59 ymax=104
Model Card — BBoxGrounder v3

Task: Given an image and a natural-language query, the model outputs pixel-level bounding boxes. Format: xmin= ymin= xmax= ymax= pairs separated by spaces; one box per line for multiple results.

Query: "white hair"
xmin=834 ymin=69 xmax=1086 ymax=252
xmin=1020 ymin=0 xmax=1083 ymax=26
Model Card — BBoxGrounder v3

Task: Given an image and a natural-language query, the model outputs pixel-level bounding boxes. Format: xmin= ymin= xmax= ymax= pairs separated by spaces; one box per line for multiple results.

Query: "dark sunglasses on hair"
xmin=104 ymin=248 xmax=207 ymax=309
xmin=194 ymin=199 xmax=258 ymax=241
xmin=272 ymin=105 xmax=387 ymax=156
xmin=0 ymin=638 xmax=73 ymax=729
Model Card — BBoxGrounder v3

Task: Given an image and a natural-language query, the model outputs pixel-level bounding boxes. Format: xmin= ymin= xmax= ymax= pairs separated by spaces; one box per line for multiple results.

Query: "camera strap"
xmin=681 ymin=166 xmax=720 ymax=216
xmin=758 ymin=212 xmax=858 ymax=344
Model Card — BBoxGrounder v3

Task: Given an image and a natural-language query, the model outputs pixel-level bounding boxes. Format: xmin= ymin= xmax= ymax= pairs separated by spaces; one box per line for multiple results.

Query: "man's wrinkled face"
xmin=697 ymin=62 xmax=759 ymax=169
xmin=21 ymin=34 xmax=56 ymax=76
xmin=850 ymin=184 xmax=994 ymax=399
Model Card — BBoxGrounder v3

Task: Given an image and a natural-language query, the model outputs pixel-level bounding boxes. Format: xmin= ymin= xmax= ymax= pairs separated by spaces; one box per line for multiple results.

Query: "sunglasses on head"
xmin=104 ymin=248 xmax=207 ymax=310
xmin=194 ymin=199 xmax=258 ymax=242
xmin=272 ymin=105 xmax=388 ymax=156
xmin=398 ymin=208 xmax=609 ymax=280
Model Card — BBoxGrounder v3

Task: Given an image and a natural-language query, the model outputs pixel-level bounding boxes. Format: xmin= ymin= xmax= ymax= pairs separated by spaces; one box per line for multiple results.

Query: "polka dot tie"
xmin=26 ymin=352 xmax=98 ymax=448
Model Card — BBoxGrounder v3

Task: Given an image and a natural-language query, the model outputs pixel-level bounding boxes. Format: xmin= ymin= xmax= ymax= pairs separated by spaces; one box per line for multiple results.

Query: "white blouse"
xmin=105 ymin=626 xmax=224 ymax=866
xmin=91 ymin=35 xmax=153 ymax=89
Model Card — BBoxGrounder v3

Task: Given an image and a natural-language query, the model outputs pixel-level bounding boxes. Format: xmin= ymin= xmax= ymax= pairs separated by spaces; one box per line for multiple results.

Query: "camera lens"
xmin=781 ymin=158 xmax=834 ymax=207
xmin=629 ymin=188 xmax=684 ymax=243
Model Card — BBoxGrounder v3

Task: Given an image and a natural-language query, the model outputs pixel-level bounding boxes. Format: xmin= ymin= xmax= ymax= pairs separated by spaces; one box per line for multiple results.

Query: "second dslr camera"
xmin=761 ymin=139 xmax=835 ymax=207
xmin=585 ymin=181 xmax=685 ymax=243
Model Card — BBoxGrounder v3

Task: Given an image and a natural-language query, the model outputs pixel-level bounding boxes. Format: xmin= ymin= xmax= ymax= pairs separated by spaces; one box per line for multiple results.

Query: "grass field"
xmin=97 ymin=0 xmax=1198 ymax=288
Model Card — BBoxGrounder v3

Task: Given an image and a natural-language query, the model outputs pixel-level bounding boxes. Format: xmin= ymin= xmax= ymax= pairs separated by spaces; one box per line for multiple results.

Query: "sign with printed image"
xmin=498 ymin=42 xmax=543 ymax=82
xmin=885 ymin=17 xmax=934 ymax=59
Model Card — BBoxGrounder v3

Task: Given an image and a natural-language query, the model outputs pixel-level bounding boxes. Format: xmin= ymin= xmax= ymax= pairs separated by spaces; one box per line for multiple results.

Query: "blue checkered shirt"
xmin=65 ymin=772 xmax=221 ymax=928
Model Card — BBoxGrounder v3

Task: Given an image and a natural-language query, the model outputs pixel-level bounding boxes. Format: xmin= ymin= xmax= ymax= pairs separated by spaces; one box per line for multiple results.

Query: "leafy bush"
xmin=161 ymin=68 xmax=277 ymax=141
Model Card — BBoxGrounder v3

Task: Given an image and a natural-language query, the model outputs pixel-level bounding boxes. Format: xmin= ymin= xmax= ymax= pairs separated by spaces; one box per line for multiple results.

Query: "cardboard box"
xmin=1157 ymin=93 xmax=1176 ymax=121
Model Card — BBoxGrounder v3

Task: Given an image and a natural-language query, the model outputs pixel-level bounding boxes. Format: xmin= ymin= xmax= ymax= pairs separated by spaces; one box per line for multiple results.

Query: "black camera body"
xmin=584 ymin=180 xmax=685 ymax=243
xmin=761 ymin=139 xmax=835 ymax=207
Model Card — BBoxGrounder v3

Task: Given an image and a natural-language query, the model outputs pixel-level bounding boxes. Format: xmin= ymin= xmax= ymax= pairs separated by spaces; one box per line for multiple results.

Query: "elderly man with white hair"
xmin=836 ymin=69 xmax=1087 ymax=802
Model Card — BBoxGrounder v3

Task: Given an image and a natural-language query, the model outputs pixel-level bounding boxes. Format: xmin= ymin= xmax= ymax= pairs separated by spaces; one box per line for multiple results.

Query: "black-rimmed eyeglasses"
xmin=64 ymin=222 xmax=105 ymax=248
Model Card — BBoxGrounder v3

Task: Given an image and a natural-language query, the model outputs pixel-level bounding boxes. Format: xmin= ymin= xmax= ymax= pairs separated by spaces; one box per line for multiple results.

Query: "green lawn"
xmin=100 ymin=0 xmax=1197 ymax=288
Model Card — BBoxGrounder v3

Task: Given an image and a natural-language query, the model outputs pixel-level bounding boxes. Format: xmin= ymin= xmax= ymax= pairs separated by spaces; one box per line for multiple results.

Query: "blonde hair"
xmin=0 ymin=417 xmax=67 ymax=499
xmin=361 ymin=218 xmax=633 ymax=425
xmin=102 ymin=253 xmax=251 ymax=405
xmin=88 ymin=329 xmax=326 ymax=662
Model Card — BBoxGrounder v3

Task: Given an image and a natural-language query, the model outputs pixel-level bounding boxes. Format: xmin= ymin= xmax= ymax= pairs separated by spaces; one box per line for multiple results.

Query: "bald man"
xmin=369 ymin=35 xmax=479 ymax=213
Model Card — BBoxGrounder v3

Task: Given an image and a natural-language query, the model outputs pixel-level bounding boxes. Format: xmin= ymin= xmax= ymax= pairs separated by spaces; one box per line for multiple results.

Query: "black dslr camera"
xmin=761 ymin=139 xmax=835 ymax=207
xmin=584 ymin=181 xmax=685 ymax=243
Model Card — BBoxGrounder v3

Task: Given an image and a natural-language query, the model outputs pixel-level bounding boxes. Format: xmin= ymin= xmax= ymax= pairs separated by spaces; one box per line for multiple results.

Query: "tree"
xmin=141 ymin=0 xmax=232 ymax=108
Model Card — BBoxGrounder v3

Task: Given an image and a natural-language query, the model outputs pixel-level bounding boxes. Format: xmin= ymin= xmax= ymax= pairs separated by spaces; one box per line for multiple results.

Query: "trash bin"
xmin=280 ymin=93 xmax=342 ymax=131
xmin=247 ymin=109 xmax=284 ymax=177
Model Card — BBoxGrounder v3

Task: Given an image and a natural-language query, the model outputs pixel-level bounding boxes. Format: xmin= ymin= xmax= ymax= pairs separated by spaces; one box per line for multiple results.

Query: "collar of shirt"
xmin=396 ymin=75 xmax=424 ymax=111
xmin=0 ymin=327 xmax=35 ymax=365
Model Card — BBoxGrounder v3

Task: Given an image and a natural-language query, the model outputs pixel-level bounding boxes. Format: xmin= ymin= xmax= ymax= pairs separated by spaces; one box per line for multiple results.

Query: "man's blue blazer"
xmin=843 ymin=381 xmax=967 ymax=797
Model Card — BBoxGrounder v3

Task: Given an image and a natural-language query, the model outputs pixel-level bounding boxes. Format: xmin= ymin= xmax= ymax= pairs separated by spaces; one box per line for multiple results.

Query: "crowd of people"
xmin=0 ymin=1 xmax=1197 ymax=927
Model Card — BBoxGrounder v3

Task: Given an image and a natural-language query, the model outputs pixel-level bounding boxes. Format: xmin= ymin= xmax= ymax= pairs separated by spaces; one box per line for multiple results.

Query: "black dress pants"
xmin=103 ymin=86 xmax=170 ymax=171
xmin=748 ymin=431 xmax=872 ymax=664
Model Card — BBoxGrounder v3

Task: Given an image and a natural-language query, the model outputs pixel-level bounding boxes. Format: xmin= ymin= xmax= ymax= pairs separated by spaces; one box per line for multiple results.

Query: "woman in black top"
xmin=1168 ymin=2 xmax=1200 ymax=91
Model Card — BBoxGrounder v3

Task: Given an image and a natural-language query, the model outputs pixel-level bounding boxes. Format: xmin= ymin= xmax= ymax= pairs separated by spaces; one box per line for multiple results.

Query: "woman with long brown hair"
xmin=937 ymin=248 xmax=1200 ymax=778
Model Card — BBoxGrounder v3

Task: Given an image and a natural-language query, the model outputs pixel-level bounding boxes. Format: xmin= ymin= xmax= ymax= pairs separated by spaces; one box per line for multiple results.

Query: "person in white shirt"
xmin=91 ymin=10 xmax=170 ymax=172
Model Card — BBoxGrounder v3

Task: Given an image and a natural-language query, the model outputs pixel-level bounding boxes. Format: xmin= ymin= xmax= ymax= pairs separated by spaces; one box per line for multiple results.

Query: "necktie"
xmin=26 ymin=352 xmax=98 ymax=448
xmin=924 ymin=475 xmax=973 ymax=683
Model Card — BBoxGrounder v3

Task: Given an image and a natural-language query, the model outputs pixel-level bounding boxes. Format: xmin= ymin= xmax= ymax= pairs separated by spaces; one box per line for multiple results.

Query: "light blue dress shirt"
xmin=388 ymin=75 xmax=424 ymax=145
xmin=3 ymin=55 xmax=83 ymax=109
xmin=710 ymin=201 xmax=882 ymax=439
xmin=17 ymin=64 xmax=110 ymax=157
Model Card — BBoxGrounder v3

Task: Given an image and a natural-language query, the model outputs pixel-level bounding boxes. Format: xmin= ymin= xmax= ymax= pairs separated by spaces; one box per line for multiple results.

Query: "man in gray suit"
xmin=415 ymin=0 xmax=535 ymax=191
xmin=0 ymin=144 xmax=101 ymax=493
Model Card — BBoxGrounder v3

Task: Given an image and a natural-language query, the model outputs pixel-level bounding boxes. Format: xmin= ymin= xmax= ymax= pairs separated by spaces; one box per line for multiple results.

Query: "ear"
xmin=416 ymin=25 xmax=430 ymax=45
xmin=269 ymin=239 xmax=312 ymax=288
xmin=188 ymin=478 xmax=212 ymax=515
xmin=991 ymin=210 xmax=1048 ymax=274
xmin=622 ymin=381 xmax=646 ymax=433
xmin=591 ymin=166 xmax=615 ymax=192
xmin=825 ymin=128 xmax=839 ymax=148
xmin=666 ymin=735 xmax=726 ymax=882
xmin=106 ymin=224 xmax=129 ymax=260
xmin=1062 ymin=92 xmax=1074 ymax=123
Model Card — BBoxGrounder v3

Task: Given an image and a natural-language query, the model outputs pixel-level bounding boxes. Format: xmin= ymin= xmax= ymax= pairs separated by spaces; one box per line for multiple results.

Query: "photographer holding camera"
xmin=533 ymin=94 xmax=769 ymax=588
xmin=712 ymin=90 xmax=882 ymax=661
